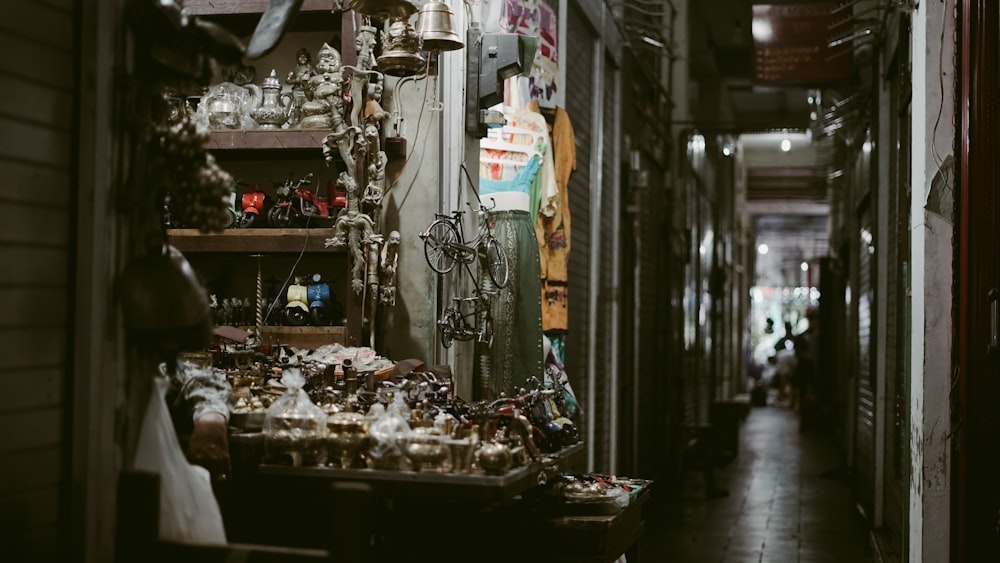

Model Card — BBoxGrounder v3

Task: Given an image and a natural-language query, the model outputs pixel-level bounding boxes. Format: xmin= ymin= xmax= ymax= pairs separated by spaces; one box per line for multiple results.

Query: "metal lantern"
xmin=377 ymin=17 xmax=426 ymax=76
xmin=349 ymin=0 xmax=417 ymax=18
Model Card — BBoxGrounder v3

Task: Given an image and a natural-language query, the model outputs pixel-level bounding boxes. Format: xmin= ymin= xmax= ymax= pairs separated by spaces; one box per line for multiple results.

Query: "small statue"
xmin=364 ymin=79 xmax=390 ymax=123
xmin=354 ymin=25 xmax=379 ymax=72
xmin=285 ymin=47 xmax=316 ymax=127
xmin=362 ymin=124 xmax=388 ymax=208
xmin=379 ymin=230 xmax=401 ymax=306
xmin=325 ymin=172 xmax=377 ymax=295
xmin=221 ymin=63 xmax=257 ymax=86
xmin=300 ymin=43 xmax=344 ymax=130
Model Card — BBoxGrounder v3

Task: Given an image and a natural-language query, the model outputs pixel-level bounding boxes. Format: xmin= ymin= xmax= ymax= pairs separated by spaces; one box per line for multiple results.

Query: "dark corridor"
xmin=640 ymin=407 xmax=877 ymax=562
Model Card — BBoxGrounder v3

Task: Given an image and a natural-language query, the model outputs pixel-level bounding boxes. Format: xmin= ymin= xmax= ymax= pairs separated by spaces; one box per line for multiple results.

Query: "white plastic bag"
xmin=133 ymin=377 xmax=227 ymax=545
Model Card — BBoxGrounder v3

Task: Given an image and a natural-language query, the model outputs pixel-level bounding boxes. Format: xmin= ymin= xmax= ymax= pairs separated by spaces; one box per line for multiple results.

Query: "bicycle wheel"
xmin=483 ymin=236 xmax=510 ymax=288
xmin=438 ymin=308 xmax=460 ymax=348
xmin=423 ymin=220 xmax=460 ymax=274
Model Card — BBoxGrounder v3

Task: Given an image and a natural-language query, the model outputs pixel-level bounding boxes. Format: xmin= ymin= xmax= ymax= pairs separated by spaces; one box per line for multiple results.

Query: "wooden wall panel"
xmin=0 ymin=369 xmax=63 ymax=411
xmin=0 ymin=0 xmax=75 ymax=559
xmin=0 ymin=247 xmax=69 ymax=285
xmin=0 ymin=75 xmax=75 ymax=126
xmin=0 ymin=407 xmax=62 ymax=453
xmin=0 ymin=118 xmax=73 ymax=165
xmin=0 ymin=36 xmax=73 ymax=87
xmin=0 ymin=160 xmax=71 ymax=206
xmin=0 ymin=2 xmax=74 ymax=49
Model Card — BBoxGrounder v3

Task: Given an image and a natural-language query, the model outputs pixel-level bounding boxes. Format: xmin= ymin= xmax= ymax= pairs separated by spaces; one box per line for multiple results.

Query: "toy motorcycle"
xmin=236 ymin=184 xmax=267 ymax=228
xmin=267 ymin=172 xmax=343 ymax=228
xmin=284 ymin=279 xmax=310 ymax=325
xmin=305 ymin=272 xmax=345 ymax=326
xmin=222 ymin=179 xmax=249 ymax=229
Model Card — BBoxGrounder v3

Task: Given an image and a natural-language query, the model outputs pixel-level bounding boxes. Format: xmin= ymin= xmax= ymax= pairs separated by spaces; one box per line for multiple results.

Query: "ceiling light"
xmin=642 ymin=36 xmax=664 ymax=48
xmin=758 ymin=243 xmax=769 ymax=255
xmin=780 ymin=138 xmax=791 ymax=152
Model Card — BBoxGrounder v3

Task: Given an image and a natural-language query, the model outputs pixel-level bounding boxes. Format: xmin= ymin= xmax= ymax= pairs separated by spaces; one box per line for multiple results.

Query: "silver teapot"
xmin=249 ymin=69 xmax=292 ymax=129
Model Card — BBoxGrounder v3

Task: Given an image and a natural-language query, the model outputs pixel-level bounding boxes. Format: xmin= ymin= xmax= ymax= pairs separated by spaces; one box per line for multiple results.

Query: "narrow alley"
xmin=642 ymin=407 xmax=877 ymax=563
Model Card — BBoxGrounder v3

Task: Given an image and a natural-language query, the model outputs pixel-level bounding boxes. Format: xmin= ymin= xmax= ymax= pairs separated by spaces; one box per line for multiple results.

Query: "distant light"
xmin=757 ymin=243 xmax=769 ymax=255
xmin=642 ymin=36 xmax=664 ymax=48
xmin=722 ymin=146 xmax=732 ymax=156
xmin=800 ymin=261 xmax=809 ymax=271
xmin=752 ymin=19 xmax=773 ymax=42
xmin=862 ymin=139 xmax=873 ymax=153
xmin=807 ymin=95 xmax=815 ymax=104
xmin=780 ymin=138 xmax=791 ymax=152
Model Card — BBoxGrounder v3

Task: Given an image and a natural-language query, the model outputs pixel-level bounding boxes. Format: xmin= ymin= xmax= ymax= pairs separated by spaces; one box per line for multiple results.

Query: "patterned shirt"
xmin=160 ymin=359 xmax=231 ymax=434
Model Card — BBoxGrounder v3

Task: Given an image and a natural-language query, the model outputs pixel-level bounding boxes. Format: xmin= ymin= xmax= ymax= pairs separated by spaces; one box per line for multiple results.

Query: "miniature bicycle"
xmin=437 ymin=290 xmax=495 ymax=348
xmin=420 ymin=200 xmax=510 ymax=288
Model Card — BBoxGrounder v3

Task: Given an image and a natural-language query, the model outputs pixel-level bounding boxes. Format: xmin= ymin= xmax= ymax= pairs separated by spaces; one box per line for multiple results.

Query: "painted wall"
xmin=909 ymin=2 xmax=954 ymax=561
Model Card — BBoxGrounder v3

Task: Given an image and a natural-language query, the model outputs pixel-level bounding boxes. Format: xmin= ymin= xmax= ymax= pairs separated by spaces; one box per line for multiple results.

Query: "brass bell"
xmin=415 ymin=1 xmax=464 ymax=52
xmin=377 ymin=17 xmax=426 ymax=76
xmin=349 ymin=0 xmax=417 ymax=19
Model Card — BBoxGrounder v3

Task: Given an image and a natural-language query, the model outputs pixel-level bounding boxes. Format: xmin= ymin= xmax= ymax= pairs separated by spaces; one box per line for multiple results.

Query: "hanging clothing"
xmin=483 ymin=209 xmax=544 ymax=399
xmin=534 ymin=105 xmax=575 ymax=331
xmin=480 ymin=153 xmax=542 ymax=196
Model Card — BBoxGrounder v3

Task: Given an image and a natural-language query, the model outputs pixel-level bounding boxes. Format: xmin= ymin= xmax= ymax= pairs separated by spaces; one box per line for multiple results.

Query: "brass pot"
xmin=403 ymin=427 xmax=447 ymax=472
xmin=476 ymin=441 xmax=512 ymax=475
xmin=326 ymin=411 xmax=369 ymax=468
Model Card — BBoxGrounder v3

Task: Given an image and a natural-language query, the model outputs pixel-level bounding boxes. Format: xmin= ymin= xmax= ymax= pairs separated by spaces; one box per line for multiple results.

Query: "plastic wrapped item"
xmin=326 ymin=410 xmax=369 ymax=468
xmin=134 ymin=377 xmax=227 ymax=545
xmin=535 ymin=474 xmax=634 ymax=515
xmin=263 ymin=368 xmax=328 ymax=466
xmin=366 ymin=399 xmax=411 ymax=470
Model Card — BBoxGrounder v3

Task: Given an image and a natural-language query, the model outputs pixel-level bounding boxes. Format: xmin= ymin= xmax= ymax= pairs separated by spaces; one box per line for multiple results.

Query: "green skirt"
xmin=482 ymin=209 xmax=543 ymax=399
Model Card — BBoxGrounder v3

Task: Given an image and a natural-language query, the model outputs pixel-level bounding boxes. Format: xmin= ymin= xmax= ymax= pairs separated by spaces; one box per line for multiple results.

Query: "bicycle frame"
xmin=420 ymin=200 xmax=509 ymax=288
xmin=437 ymin=292 xmax=494 ymax=348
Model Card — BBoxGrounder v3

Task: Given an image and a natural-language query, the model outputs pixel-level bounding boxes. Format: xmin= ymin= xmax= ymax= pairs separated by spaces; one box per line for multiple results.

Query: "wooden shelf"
xmin=251 ymin=443 xmax=587 ymax=504
xmin=183 ymin=0 xmax=340 ymax=16
xmin=207 ymin=129 xmax=330 ymax=151
xmin=168 ymin=228 xmax=341 ymax=253
xmin=260 ymin=325 xmax=347 ymax=348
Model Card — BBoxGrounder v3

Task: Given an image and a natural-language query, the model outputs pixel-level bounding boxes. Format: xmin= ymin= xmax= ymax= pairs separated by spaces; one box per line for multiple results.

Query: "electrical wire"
xmin=262 ymin=211 xmax=313 ymax=326
xmin=392 ymin=55 xmax=436 ymax=209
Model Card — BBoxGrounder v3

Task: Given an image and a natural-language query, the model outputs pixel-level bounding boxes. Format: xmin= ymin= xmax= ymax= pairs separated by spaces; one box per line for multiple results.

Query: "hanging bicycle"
xmin=419 ymin=199 xmax=510 ymax=289
xmin=437 ymin=288 xmax=496 ymax=348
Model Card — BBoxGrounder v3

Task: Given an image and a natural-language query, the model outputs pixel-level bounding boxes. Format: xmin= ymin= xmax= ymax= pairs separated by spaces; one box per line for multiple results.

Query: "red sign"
xmin=752 ymin=3 xmax=853 ymax=84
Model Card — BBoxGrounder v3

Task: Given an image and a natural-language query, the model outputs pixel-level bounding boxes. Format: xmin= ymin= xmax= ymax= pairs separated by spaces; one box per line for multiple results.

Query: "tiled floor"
xmin=638 ymin=407 xmax=878 ymax=563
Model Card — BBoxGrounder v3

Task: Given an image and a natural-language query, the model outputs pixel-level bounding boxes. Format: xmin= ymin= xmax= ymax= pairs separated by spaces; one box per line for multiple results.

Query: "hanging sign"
xmin=752 ymin=2 xmax=853 ymax=84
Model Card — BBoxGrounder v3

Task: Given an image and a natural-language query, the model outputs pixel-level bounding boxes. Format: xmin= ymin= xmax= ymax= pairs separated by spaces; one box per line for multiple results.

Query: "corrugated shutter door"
xmin=563 ymin=3 xmax=595 ymax=421
xmin=591 ymin=51 xmax=618 ymax=469
xmin=855 ymin=212 xmax=876 ymax=519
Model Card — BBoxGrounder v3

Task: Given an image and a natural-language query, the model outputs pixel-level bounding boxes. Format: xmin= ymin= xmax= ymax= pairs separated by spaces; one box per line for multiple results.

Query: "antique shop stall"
xmin=114 ymin=1 xmax=651 ymax=561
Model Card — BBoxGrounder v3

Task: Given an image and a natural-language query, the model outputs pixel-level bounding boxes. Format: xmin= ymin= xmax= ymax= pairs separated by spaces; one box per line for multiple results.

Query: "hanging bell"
xmin=415 ymin=1 xmax=464 ymax=52
xmin=377 ymin=17 xmax=426 ymax=76
xmin=349 ymin=0 xmax=417 ymax=19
